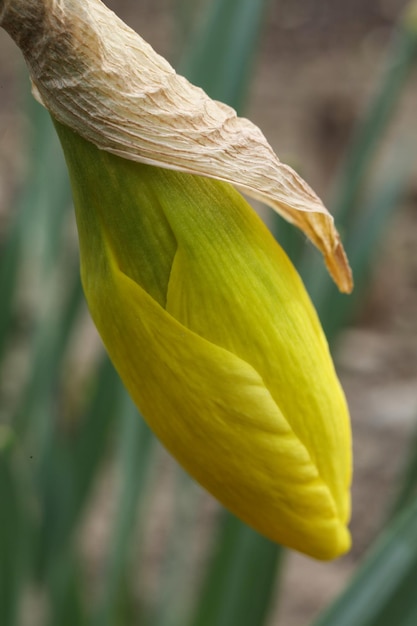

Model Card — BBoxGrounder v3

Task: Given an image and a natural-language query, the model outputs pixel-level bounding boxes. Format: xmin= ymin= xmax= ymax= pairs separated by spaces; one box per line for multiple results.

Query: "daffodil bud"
xmin=1 ymin=0 xmax=352 ymax=559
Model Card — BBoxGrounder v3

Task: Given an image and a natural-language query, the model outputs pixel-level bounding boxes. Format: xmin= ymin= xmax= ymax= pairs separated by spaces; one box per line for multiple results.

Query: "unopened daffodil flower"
xmin=1 ymin=0 xmax=353 ymax=559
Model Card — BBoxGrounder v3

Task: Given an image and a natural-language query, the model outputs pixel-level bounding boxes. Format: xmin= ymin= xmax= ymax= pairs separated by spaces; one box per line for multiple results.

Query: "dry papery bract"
xmin=0 ymin=0 xmax=352 ymax=292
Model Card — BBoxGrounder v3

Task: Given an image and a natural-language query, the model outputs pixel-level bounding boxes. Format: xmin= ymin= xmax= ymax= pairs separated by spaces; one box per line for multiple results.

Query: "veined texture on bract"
xmin=0 ymin=0 xmax=352 ymax=293
xmin=0 ymin=0 xmax=353 ymax=559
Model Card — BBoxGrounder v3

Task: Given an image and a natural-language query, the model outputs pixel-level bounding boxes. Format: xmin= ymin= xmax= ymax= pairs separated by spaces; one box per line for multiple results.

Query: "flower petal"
xmin=82 ymin=226 xmax=350 ymax=560
xmin=161 ymin=172 xmax=351 ymax=525
xmin=1 ymin=0 xmax=352 ymax=293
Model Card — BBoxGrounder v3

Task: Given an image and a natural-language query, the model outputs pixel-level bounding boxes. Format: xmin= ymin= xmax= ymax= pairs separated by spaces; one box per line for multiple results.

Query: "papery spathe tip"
xmin=0 ymin=0 xmax=352 ymax=292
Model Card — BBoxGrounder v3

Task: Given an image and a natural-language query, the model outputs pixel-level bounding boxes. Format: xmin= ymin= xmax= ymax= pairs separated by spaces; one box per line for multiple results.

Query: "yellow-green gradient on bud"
xmin=55 ymin=120 xmax=351 ymax=561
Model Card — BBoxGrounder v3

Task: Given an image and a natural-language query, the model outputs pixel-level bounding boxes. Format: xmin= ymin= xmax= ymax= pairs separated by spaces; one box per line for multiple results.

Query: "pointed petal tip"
xmin=308 ymin=523 xmax=351 ymax=562
xmin=330 ymin=523 xmax=352 ymax=560
xmin=327 ymin=239 xmax=354 ymax=294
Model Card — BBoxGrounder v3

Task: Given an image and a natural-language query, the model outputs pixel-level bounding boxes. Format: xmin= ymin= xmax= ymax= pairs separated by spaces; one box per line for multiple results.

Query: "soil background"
xmin=1 ymin=1 xmax=417 ymax=625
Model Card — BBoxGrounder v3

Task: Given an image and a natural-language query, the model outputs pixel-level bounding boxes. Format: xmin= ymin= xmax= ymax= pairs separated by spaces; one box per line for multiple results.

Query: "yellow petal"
xmin=110 ymin=272 xmax=351 ymax=560
xmin=0 ymin=0 xmax=352 ymax=292
xmin=161 ymin=173 xmax=351 ymax=526
xmin=80 ymin=213 xmax=350 ymax=559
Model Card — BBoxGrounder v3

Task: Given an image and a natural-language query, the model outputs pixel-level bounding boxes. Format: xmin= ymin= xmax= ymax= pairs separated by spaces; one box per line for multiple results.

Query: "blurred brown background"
xmin=1 ymin=1 xmax=417 ymax=624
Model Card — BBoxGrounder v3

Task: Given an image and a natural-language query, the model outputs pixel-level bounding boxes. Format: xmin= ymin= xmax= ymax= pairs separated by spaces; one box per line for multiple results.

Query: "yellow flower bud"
xmin=53 ymin=120 xmax=351 ymax=560
xmin=1 ymin=0 xmax=352 ymax=559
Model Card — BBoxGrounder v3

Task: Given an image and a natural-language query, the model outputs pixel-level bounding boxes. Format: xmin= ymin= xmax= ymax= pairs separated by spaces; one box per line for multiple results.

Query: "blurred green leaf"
xmin=331 ymin=7 xmax=417 ymax=229
xmin=179 ymin=0 xmax=271 ymax=112
xmin=312 ymin=138 xmax=416 ymax=342
xmin=13 ymin=261 xmax=84 ymax=439
xmin=191 ymin=513 xmax=283 ymax=626
xmin=313 ymin=495 xmax=417 ymax=626
xmin=0 ymin=98 xmax=71 ymax=361
xmin=297 ymin=5 xmax=417 ymax=339
xmin=148 ymin=470 xmax=203 ymax=626
xmin=0 ymin=214 xmax=22 ymax=362
xmin=70 ymin=355 xmax=124 ymax=524
xmin=46 ymin=554 xmax=87 ymax=626
xmin=173 ymin=0 xmax=208 ymax=59
xmin=389 ymin=413 xmax=417 ymax=520
xmin=94 ymin=392 xmax=154 ymax=626
xmin=11 ymin=109 xmax=78 ymax=439
xmin=0 ymin=444 xmax=22 ymax=626
xmin=35 ymin=354 xmax=122 ymax=580
xmin=24 ymin=103 xmax=72 ymax=274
